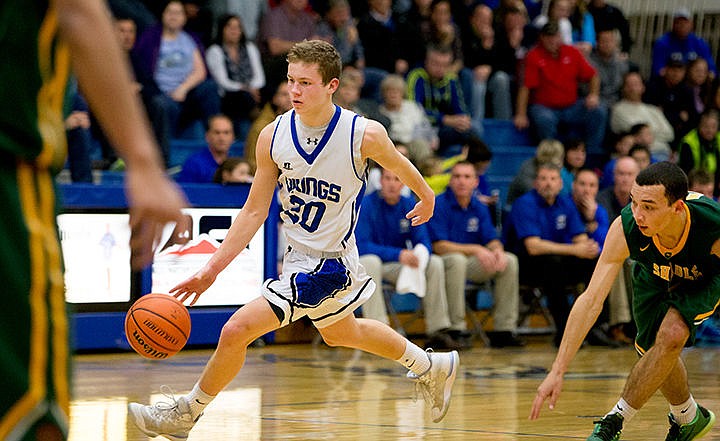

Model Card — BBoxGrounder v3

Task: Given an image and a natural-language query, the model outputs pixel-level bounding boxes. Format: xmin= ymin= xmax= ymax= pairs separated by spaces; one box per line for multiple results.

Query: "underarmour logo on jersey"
xmin=640 ymin=244 xmax=650 ymax=251
xmin=283 ymin=162 xmax=292 ymax=170
xmin=306 ymin=137 xmax=319 ymax=146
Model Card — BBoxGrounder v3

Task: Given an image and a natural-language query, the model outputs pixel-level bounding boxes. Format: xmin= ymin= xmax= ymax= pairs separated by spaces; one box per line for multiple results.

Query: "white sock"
xmin=396 ymin=340 xmax=431 ymax=376
xmin=670 ymin=396 xmax=697 ymax=425
xmin=606 ymin=398 xmax=637 ymax=422
xmin=186 ymin=383 xmax=215 ymax=419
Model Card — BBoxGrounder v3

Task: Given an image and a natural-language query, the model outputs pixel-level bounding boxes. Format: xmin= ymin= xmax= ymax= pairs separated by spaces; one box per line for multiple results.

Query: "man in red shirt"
xmin=514 ymin=21 xmax=608 ymax=165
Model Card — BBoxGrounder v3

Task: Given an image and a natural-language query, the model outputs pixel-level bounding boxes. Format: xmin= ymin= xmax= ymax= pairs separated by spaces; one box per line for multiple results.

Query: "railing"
xmin=610 ymin=0 xmax=720 ymax=78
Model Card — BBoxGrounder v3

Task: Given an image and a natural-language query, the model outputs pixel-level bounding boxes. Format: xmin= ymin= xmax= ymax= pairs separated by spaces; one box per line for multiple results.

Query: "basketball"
xmin=125 ymin=293 xmax=191 ymax=359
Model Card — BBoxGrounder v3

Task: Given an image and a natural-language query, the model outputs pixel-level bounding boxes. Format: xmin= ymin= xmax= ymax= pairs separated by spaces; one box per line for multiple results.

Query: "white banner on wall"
xmin=151 ymin=208 xmax=264 ymax=306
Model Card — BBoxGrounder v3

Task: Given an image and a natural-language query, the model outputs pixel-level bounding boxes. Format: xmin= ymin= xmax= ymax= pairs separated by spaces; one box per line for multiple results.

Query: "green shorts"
xmin=0 ymin=161 xmax=69 ymax=440
xmin=633 ymin=270 xmax=720 ymax=354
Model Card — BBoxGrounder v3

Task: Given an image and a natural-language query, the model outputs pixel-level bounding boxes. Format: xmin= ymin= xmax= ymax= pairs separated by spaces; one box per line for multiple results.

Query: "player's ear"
xmin=327 ymin=77 xmax=340 ymax=94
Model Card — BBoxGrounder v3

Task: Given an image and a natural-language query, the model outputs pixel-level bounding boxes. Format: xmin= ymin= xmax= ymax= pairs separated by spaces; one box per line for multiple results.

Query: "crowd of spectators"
xmin=64 ymin=0 xmax=720 ymax=348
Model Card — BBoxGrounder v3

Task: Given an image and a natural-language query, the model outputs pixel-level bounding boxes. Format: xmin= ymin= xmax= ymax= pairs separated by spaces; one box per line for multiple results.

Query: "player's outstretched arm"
xmin=530 ymin=218 xmax=629 ymax=420
xmin=55 ymin=0 xmax=187 ymax=269
xmin=361 ymin=120 xmax=434 ymax=225
xmin=172 ymin=124 xmax=279 ymax=305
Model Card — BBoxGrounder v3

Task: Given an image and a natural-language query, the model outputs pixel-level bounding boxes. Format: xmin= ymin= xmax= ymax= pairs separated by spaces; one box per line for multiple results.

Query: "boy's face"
xmin=287 ymin=62 xmax=338 ymax=114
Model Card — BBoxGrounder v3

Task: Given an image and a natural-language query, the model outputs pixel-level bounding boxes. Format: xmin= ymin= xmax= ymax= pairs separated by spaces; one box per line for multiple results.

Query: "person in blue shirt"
xmin=506 ymin=162 xmax=600 ymax=346
xmin=651 ymin=8 xmax=717 ymax=79
xmin=357 ymin=167 xmax=465 ymax=350
xmin=428 ymin=161 xmax=524 ymax=348
xmin=177 ymin=114 xmax=234 ymax=183
xmin=572 ymin=167 xmax=628 ymax=346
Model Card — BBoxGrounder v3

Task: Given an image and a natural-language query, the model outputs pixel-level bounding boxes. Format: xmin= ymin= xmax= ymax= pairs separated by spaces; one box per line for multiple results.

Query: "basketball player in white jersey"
xmin=128 ymin=40 xmax=459 ymax=440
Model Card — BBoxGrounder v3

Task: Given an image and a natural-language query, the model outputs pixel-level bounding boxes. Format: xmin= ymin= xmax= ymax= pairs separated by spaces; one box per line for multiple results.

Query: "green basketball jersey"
xmin=0 ymin=1 xmax=68 ymax=167
xmin=621 ymin=192 xmax=720 ymax=293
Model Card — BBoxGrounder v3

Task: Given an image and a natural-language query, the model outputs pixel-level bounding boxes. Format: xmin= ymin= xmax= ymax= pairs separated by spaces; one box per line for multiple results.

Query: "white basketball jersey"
xmin=271 ymin=105 xmax=369 ymax=253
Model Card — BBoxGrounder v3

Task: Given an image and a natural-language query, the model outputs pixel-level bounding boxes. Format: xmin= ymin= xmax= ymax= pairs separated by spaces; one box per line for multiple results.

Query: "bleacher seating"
xmin=481 ymin=119 xmax=536 ymax=208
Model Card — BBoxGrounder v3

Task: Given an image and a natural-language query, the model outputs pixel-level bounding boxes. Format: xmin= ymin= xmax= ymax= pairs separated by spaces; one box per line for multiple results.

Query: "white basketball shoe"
xmin=408 ymin=349 xmax=460 ymax=423
xmin=128 ymin=386 xmax=201 ymax=441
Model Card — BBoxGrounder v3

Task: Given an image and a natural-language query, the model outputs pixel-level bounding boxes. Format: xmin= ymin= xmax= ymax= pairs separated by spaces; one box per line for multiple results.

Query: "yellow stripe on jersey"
xmin=39 ymin=168 xmax=70 ymax=415
xmin=36 ymin=7 xmax=70 ymax=170
xmin=0 ymin=164 xmax=49 ymax=439
xmin=694 ymin=297 xmax=720 ymax=325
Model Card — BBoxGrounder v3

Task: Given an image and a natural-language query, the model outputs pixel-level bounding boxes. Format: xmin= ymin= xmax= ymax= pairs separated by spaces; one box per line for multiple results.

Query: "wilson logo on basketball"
xmin=143 ymin=318 xmax=180 ymax=345
xmin=130 ymin=329 xmax=170 ymax=359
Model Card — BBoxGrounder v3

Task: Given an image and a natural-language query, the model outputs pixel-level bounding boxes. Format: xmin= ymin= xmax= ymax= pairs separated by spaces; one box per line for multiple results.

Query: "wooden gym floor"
xmin=68 ymin=336 xmax=720 ymax=441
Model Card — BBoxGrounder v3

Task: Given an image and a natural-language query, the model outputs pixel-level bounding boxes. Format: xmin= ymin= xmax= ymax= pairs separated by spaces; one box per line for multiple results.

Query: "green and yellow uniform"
xmin=0 ymin=2 xmax=71 ymax=440
xmin=621 ymin=192 xmax=720 ymax=354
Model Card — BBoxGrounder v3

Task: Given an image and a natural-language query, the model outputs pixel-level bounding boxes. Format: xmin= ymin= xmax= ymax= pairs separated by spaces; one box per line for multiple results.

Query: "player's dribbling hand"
xmin=406 ymin=199 xmax=434 ymax=226
xmin=170 ymin=268 xmax=218 ymax=306
xmin=529 ymin=371 xmax=564 ymax=420
xmin=126 ymin=166 xmax=188 ymax=270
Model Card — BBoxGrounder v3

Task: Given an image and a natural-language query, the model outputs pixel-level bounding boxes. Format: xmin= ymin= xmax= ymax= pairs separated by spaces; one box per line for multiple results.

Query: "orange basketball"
xmin=125 ymin=293 xmax=191 ymax=359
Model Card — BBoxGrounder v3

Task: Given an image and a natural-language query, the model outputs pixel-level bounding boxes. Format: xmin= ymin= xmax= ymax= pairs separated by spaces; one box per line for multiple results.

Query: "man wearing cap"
xmin=513 ymin=21 xmax=608 ymax=167
xmin=651 ymin=8 xmax=717 ymax=79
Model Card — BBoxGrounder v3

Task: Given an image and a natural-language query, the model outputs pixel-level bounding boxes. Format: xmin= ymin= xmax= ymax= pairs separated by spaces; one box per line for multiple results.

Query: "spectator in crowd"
xmin=429 ymin=161 xmax=524 ymax=348
xmin=588 ymin=29 xmax=631 ymax=108
xmin=506 ymin=138 xmax=564 ymax=207
xmin=493 ymin=2 xmax=530 ymax=94
xmin=587 ymin=0 xmax=632 ymax=56
xmin=597 ymin=155 xmax=639 ymax=221
xmin=402 ymin=0 xmax=439 ymax=68
xmin=426 ymin=0 xmax=464 ymax=73
xmin=357 ymin=0 xmax=419 ymax=98
xmin=206 ymin=14 xmax=265 ymax=140
xmin=418 ymin=135 xmax=491 ymax=196
xmin=317 ymin=0 xmax=365 ymax=69
xmin=182 ymin=0 xmax=214 ymax=48
xmin=685 ymin=57 xmax=714 ymax=121
xmin=600 ymin=131 xmax=635 ymax=189
xmin=132 ymin=1 xmax=221 ymax=140
xmin=571 ymin=167 xmax=626 ymax=346
xmin=461 ymin=3 xmax=513 ymax=133
xmin=213 ymin=157 xmax=254 ymax=184
xmin=629 ymin=143 xmax=651 ymax=171
xmin=561 ymin=138 xmax=586 ymax=195
xmin=208 ymin=0 xmax=268 ymax=42
xmin=407 ymin=44 xmax=477 ymax=156
xmin=506 ymin=163 xmax=600 ymax=346
xmin=111 ymin=16 xmax=172 ymax=168
xmin=629 ymin=122 xmax=654 ymax=150
xmin=257 ymin=0 xmax=321 ymax=88
xmin=532 ymin=0 xmax=594 ymax=54
xmin=334 ymin=73 xmax=391 ymax=129
xmin=245 ymin=82 xmax=293 ymax=172
xmin=677 ymin=109 xmax=720 ymax=198
xmin=177 ymin=114 xmax=235 ymax=183
xmin=610 ymin=71 xmax=675 ymax=161
xmin=513 ymin=22 xmax=606 ymax=165
xmin=567 ymin=0 xmax=596 ymax=54
xmin=357 ymin=167 xmax=465 ymax=351
xmin=688 ymin=168 xmax=716 ymax=199
xmin=108 ymin=0 xmax=158 ymax=34
xmin=572 ymin=168 xmax=608 ymax=251
xmin=64 ymin=80 xmax=94 ymax=183
xmin=644 ymin=55 xmax=696 ymax=139
xmin=650 ymin=8 xmax=717 ymax=79
xmin=378 ymin=74 xmax=437 ymax=165
xmin=596 ymin=155 xmax=640 ymax=344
